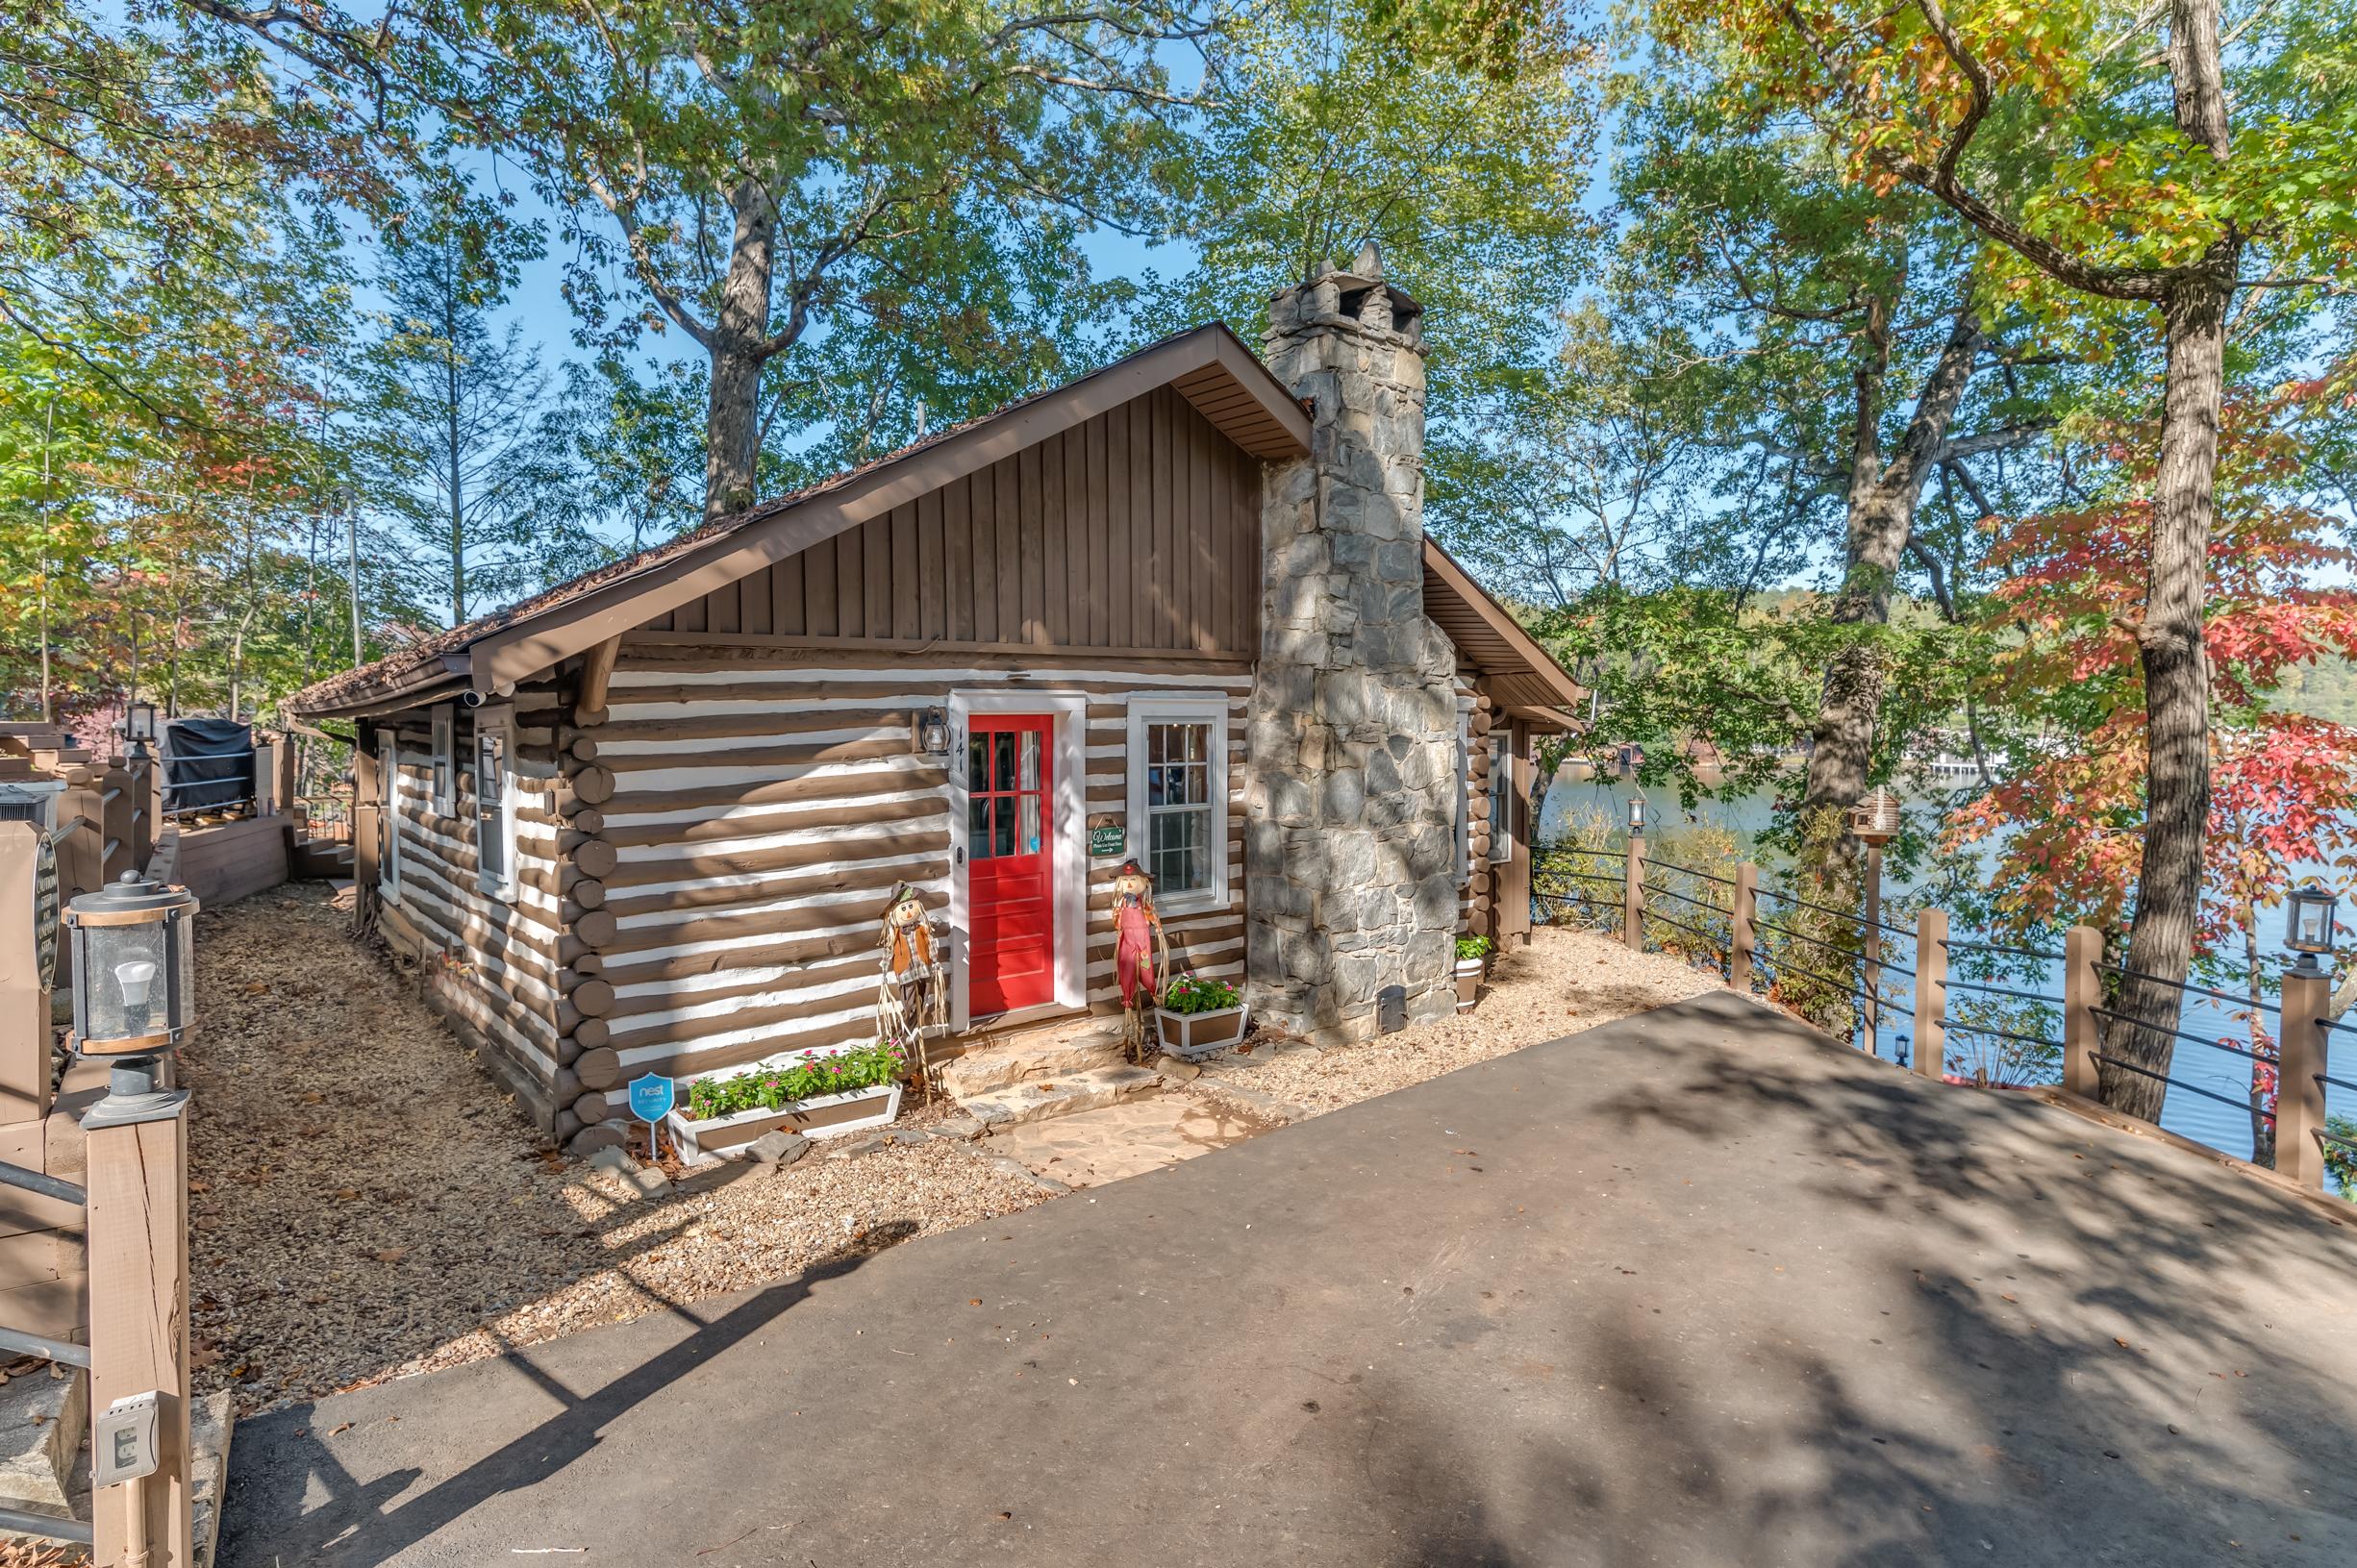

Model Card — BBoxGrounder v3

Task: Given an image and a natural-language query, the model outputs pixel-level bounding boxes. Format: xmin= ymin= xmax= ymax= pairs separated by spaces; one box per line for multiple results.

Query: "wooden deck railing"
xmin=1534 ymin=841 xmax=2341 ymax=1196
xmin=0 ymin=821 xmax=196 ymax=1562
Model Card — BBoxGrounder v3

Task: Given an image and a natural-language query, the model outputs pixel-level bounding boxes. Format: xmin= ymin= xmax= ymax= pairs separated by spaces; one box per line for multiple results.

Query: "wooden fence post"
xmin=86 ymin=1091 xmax=194 ymax=1568
xmin=0 ymin=825 xmax=50 ymax=1124
xmin=2278 ymin=967 xmax=2331 ymax=1191
xmin=1861 ymin=842 xmax=1884 ymax=1057
xmin=1729 ymin=862 xmax=1757 ymax=993
xmin=2064 ymin=925 xmax=2103 ymax=1100
xmin=1622 ymin=834 xmax=1645 ymax=952
xmin=1915 ymin=908 xmax=1947 ymax=1079
xmin=99 ymin=765 xmax=133 ymax=884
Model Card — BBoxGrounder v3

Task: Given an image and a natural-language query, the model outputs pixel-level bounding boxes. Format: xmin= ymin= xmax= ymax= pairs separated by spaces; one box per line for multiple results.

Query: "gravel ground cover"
xmin=185 ymin=884 xmax=1044 ymax=1417
xmin=1181 ymin=923 xmax=1722 ymax=1118
xmin=186 ymin=887 xmax=1718 ymax=1418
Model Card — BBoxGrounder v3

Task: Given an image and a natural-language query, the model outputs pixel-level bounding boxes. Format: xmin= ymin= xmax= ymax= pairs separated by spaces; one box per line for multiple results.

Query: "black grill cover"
xmin=162 ymin=718 xmax=254 ymax=814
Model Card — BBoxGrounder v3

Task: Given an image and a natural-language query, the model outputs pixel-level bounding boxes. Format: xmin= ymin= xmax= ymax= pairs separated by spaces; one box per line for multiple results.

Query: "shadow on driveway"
xmin=223 ymin=991 xmax=2357 ymax=1566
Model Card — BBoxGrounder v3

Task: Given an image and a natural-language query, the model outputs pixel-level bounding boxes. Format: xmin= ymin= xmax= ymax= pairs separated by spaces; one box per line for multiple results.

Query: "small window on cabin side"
xmin=1126 ymin=700 xmax=1228 ymax=912
xmin=431 ymin=706 xmax=455 ymax=817
xmin=1489 ymin=733 xmax=1514 ymax=864
xmin=475 ymin=712 xmax=516 ymax=900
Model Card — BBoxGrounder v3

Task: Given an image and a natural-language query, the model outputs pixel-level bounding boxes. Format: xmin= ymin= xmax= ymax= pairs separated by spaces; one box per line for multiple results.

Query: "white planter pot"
xmin=1455 ymin=958 xmax=1485 ymax=1011
xmin=664 ymin=1082 xmax=902 ymax=1164
xmin=1153 ymin=1002 xmax=1251 ymax=1060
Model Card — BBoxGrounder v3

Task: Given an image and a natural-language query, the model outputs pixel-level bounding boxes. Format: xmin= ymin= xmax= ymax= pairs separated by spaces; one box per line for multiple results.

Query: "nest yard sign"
xmin=629 ymin=1073 xmax=675 ymax=1157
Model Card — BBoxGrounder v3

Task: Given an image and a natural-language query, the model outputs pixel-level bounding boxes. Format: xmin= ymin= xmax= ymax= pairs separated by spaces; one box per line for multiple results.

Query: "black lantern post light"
xmin=2286 ymin=881 xmax=2337 ymax=976
xmin=1621 ymin=797 xmax=1647 ymax=950
xmin=64 ymin=869 xmax=198 ymax=1111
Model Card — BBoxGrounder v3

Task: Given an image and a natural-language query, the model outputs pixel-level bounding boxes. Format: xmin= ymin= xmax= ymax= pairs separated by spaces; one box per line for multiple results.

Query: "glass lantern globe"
xmin=915 ymin=706 xmax=951 ymax=757
xmin=1626 ymin=797 xmax=1646 ymax=834
xmin=64 ymin=870 xmax=198 ymax=1056
xmin=2285 ymin=881 xmax=2337 ymax=958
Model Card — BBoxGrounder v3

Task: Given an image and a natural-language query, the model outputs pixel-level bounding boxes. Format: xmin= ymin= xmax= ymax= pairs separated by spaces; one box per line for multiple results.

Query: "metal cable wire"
xmin=2094 ymin=963 xmax=2281 ymax=1015
xmin=1944 ymin=977 xmax=2065 ymax=1008
xmin=1642 ymin=908 xmax=1731 ymax=948
xmin=1756 ymin=884 xmax=1857 ymax=920
xmin=1752 ymin=917 xmax=1861 ymax=961
xmin=1943 ymin=1019 xmax=2063 ymax=1053
xmin=2091 ymin=1054 xmax=2273 ymax=1123
xmin=1939 ymin=936 xmax=2066 ymax=962
xmin=1760 ymin=953 xmax=1873 ymax=1003
xmin=1640 ymin=883 xmax=1731 ymax=918
xmin=1641 ymin=859 xmax=1738 ymax=886
xmin=2316 ymin=1071 xmax=2357 ymax=1095
xmin=2090 ymin=1007 xmax=2276 ymax=1063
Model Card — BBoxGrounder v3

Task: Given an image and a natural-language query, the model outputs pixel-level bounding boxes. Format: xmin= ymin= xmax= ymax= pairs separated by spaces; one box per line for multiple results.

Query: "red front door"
xmin=967 ymin=716 xmax=1055 ymax=1015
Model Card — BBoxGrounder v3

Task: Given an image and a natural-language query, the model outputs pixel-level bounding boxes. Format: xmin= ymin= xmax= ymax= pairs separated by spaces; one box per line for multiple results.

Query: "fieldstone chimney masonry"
xmin=1243 ymin=242 xmax=1462 ymax=1043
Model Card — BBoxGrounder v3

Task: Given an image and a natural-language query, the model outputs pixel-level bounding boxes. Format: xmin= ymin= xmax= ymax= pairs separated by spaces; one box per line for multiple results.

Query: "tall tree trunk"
xmin=2096 ymin=0 xmax=2236 ymax=1123
xmin=702 ymin=180 xmax=777 ymax=524
xmin=449 ymin=365 xmax=466 ymax=624
xmin=1799 ymin=303 xmax=1984 ymax=820
xmin=2098 ymin=256 xmax=2234 ymax=1119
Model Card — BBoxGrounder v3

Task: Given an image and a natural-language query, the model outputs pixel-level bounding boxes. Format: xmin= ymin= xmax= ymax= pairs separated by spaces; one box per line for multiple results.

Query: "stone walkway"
xmin=988 ymin=1094 xmax=1271 ymax=1187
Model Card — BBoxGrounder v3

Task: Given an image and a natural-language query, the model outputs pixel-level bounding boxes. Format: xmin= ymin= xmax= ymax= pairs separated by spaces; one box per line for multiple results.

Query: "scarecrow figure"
xmin=876 ymin=883 xmax=947 ymax=1093
xmin=1112 ymin=859 xmax=1169 ymax=1062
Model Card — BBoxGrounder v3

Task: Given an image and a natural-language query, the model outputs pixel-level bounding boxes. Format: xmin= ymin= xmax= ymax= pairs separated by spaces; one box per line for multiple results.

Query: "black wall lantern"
xmin=2286 ymin=881 xmax=2337 ymax=974
xmin=915 ymin=706 xmax=951 ymax=758
xmin=65 ymin=870 xmax=197 ymax=1058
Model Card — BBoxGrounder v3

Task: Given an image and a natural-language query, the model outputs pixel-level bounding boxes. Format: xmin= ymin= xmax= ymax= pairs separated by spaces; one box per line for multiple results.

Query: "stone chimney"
xmin=1243 ymin=242 xmax=1461 ymax=1043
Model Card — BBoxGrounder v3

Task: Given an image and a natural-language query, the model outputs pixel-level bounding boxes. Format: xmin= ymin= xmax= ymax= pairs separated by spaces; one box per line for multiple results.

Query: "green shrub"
xmin=1159 ymin=974 xmax=1241 ymax=1013
xmin=684 ymin=1038 xmax=904 ymax=1121
xmin=1456 ymin=934 xmax=1494 ymax=962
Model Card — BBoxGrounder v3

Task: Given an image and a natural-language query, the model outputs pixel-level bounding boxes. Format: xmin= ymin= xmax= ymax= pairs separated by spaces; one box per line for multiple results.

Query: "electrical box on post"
xmin=93 ymin=1391 xmax=161 ymax=1487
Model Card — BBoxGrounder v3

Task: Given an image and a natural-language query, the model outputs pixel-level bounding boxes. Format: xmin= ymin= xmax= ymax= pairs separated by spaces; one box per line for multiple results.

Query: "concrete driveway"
xmin=221 ymin=990 xmax=2357 ymax=1566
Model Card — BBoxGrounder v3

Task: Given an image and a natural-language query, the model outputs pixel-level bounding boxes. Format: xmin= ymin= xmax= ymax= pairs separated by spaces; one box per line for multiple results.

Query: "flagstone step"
xmin=938 ymin=1020 xmax=1131 ymax=1100
xmin=956 ymin=1063 xmax=1163 ymax=1131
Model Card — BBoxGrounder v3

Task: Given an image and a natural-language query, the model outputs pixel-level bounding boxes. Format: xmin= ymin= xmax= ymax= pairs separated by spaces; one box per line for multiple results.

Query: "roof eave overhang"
xmin=292 ymin=655 xmax=472 ymax=722
xmin=1421 ymin=539 xmax=1587 ymax=718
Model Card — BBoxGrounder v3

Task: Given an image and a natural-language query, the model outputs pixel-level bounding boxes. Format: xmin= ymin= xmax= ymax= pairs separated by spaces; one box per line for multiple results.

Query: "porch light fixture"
xmin=64 ymin=870 xmax=197 ymax=1058
xmin=1625 ymin=797 xmax=1645 ymax=835
xmin=915 ymin=707 xmax=951 ymax=758
xmin=122 ymin=700 xmax=159 ymax=745
xmin=2286 ymin=881 xmax=2337 ymax=974
xmin=1849 ymin=786 xmax=1903 ymax=847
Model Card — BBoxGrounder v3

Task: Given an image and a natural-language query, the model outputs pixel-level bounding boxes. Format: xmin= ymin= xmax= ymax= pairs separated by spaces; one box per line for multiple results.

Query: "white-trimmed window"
xmin=1488 ymin=733 xmax=1515 ymax=865
xmin=474 ymin=709 xmax=517 ymax=901
xmin=378 ymin=729 xmax=402 ymax=903
xmin=1126 ymin=697 xmax=1229 ymax=913
xmin=431 ymin=705 xmax=456 ymax=817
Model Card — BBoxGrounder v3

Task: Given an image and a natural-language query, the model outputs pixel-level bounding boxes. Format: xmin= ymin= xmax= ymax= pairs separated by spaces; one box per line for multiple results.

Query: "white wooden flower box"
xmin=664 ymin=1083 xmax=902 ymax=1164
xmin=1154 ymin=1002 xmax=1251 ymax=1060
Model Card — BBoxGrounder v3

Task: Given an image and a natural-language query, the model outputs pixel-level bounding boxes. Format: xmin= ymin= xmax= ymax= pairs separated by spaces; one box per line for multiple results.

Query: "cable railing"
xmin=1530 ymin=838 xmax=2349 ymax=1197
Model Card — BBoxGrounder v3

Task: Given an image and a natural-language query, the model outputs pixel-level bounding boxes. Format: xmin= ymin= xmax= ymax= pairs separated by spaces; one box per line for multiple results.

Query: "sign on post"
xmin=628 ymin=1073 xmax=675 ymax=1162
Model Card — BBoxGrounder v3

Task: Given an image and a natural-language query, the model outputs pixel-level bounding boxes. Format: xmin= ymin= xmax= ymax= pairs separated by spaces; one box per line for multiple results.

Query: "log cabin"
xmin=292 ymin=249 xmax=1586 ymax=1153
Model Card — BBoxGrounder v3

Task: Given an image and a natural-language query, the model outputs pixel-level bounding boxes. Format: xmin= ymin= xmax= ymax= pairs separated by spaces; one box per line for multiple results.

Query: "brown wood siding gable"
xmin=640 ymin=389 xmax=1262 ymax=660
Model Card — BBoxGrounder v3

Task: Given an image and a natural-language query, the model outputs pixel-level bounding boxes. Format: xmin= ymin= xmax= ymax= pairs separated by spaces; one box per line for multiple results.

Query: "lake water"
xmin=1538 ymin=772 xmax=2343 ymax=1177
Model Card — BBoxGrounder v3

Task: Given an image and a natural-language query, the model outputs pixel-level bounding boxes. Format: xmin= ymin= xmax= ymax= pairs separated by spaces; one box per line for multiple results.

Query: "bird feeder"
xmin=64 ymin=870 xmax=198 ymax=1058
xmin=1848 ymin=786 xmax=1903 ymax=847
